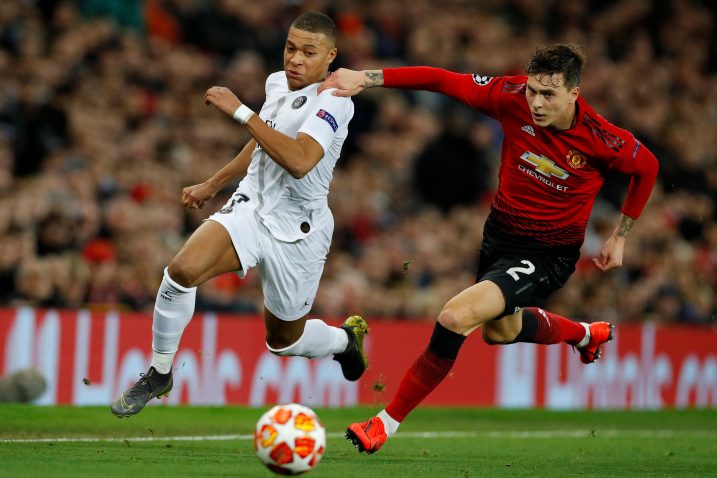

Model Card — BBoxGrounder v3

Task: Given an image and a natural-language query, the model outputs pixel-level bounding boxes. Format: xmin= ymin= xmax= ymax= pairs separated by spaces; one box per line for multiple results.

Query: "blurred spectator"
xmin=413 ymin=107 xmax=491 ymax=212
xmin=0 ymin=0 xmax=714 ymax=325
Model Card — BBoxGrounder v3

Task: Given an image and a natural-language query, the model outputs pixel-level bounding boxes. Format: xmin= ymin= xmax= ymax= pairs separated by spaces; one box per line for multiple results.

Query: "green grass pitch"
xmin=1 ymin=405 xmax=715 ymax=477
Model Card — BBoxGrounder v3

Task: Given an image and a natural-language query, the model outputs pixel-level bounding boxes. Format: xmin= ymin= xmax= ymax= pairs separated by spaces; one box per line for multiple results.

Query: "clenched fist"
xmin=204 ymin=86 xmax=242 ymax=118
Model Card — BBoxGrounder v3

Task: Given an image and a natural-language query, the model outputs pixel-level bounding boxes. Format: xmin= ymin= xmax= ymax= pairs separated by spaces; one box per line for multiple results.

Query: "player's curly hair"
xmin=526 ymin=44 xmax=586 ymax=90
xmin=291 ymin=11 xmax=337 ymax=43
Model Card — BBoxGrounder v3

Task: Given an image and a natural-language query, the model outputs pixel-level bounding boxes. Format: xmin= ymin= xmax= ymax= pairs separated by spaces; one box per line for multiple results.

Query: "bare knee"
xmin=437 ymin=305 xmax=474 ymax=334
xmin=167 ymin=257 xmax=202 ymax=288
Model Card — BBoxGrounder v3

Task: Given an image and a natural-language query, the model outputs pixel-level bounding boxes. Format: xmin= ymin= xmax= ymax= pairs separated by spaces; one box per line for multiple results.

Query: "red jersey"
xmin=383 ymin=67 xmax=659 ymax=248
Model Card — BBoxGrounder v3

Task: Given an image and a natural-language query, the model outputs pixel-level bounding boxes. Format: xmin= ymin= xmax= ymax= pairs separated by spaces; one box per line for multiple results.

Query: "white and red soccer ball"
xmin=254 ymin=403 xmax=326 ymax=475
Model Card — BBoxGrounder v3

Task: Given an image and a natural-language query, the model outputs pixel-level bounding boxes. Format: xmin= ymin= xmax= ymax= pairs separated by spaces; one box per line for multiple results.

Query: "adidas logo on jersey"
xmin=521 ymin=125 xmax=535 ymax=136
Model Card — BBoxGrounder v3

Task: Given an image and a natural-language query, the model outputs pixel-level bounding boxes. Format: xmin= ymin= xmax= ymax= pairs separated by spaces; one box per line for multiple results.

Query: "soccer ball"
xmin=254 ymin=403 xmax=326 ymax=475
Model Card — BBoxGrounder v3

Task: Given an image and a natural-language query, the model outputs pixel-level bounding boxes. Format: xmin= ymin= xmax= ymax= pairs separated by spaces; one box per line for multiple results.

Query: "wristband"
xmin=232 ymin=104 xmax=255 ymax=124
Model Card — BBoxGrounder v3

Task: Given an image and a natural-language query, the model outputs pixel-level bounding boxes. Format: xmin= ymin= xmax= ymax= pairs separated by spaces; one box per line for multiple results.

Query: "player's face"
xmin=284 ymin=27 xmax=337 ymax=91
xmin=525 ymin=73 xmax=579 ymax=130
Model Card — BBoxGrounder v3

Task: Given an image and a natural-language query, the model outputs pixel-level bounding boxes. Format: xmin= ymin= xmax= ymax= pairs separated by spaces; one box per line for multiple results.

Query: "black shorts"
xmin=476 ymin=216 xmax=580 ymax=317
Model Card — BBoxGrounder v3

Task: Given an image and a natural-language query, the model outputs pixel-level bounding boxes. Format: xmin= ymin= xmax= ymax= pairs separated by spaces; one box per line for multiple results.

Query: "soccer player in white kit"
xmin=111 ymin=11 xmax=368 ymax=417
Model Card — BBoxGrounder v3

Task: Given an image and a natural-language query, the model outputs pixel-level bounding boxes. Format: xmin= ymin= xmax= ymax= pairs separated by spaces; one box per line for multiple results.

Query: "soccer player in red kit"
xmin=318 ymin=44 xmax=659 ymax=453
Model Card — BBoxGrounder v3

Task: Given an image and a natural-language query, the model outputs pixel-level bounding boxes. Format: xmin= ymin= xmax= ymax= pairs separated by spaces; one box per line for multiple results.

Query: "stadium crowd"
xmin=0 ymin=0 xmax=715 ymax=325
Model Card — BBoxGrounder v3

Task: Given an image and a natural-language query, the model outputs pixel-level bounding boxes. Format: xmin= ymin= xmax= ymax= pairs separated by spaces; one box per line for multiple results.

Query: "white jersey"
xmin=235 ymin=71 xmax=354 ymax=242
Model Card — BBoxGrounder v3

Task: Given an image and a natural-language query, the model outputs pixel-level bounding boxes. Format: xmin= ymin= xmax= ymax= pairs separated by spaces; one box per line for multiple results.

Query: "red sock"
xmin=514 ymin=307 xmax=586 ymax=345
xmin=385 ymin=349 xmax=455 ymax=422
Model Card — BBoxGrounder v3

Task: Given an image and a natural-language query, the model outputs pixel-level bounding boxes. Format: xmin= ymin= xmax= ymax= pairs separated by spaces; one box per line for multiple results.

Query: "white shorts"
xmin=207 ymin=195 xmax=332 ymax=321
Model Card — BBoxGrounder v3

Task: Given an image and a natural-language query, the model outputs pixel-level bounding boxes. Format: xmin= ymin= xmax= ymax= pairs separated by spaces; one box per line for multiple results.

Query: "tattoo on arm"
xmin=616 ymin=214 xmax=635 ymax=237
xmin=364 ymin=71 xmax=384 ymax=87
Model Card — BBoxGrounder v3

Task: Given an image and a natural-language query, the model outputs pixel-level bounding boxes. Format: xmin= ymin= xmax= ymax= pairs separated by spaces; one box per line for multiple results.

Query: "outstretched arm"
xmin=318 ymin=69 xmax=385 ymax=96
xmin=204 ymin=86 xmax=324 ymax=179
xmin=320 ymin=67 xmax=496 ymax=114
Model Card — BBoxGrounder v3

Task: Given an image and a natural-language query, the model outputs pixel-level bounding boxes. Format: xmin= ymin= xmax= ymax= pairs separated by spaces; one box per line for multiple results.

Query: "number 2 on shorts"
xmin=506 ymin=260 xmax=535 ymax=281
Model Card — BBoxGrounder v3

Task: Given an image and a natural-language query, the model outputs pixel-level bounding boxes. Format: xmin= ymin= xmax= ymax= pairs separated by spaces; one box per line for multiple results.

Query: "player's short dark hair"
xmin=291 ymin=11 xmax=337 ymax=44
xmin=525 ymin=44 xmax=586 ymax=90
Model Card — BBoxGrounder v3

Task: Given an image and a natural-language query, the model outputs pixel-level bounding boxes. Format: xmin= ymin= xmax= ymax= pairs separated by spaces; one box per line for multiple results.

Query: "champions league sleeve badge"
xmin=316 ymin=109 xmax=338 ymax=132
xmin=472 ymin=74 xmax=493 ymax=86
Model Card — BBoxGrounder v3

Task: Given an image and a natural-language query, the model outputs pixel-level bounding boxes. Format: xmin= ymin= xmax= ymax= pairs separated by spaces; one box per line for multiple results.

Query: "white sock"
xmin=576 ymin=322 xmax=591 ymax=348
xmin=377 ymin=409 xmax=400 ymax=436
xmin=151 ymin=351 xmax=175 ymax=375
xmin=267 ymin=319 xmax=348 ymax=358
xmin=150 ymin=268 xmax=197 ymax=374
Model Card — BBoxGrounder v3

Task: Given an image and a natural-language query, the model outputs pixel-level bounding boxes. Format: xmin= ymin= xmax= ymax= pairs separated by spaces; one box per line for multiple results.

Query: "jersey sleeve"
xmin=297 ymin=89 xmax=354 ymax=155
xmin=608 ymin=134 xmax=659 ymax=220
xmin=382 ymin=66 xmax=507 ymax=119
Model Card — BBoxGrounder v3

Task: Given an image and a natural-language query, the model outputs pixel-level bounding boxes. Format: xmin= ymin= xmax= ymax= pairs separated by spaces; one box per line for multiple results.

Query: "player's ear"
xmin=570 ymin=86 xmax=580 ymax=104
xmin=326 ymin=47 xmax=337 ymax=65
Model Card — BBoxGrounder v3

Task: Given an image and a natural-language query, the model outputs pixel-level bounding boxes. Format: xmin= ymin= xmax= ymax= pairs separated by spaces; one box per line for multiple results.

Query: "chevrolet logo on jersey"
xmin=520 ymin=152 xmax=569 ymax=179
